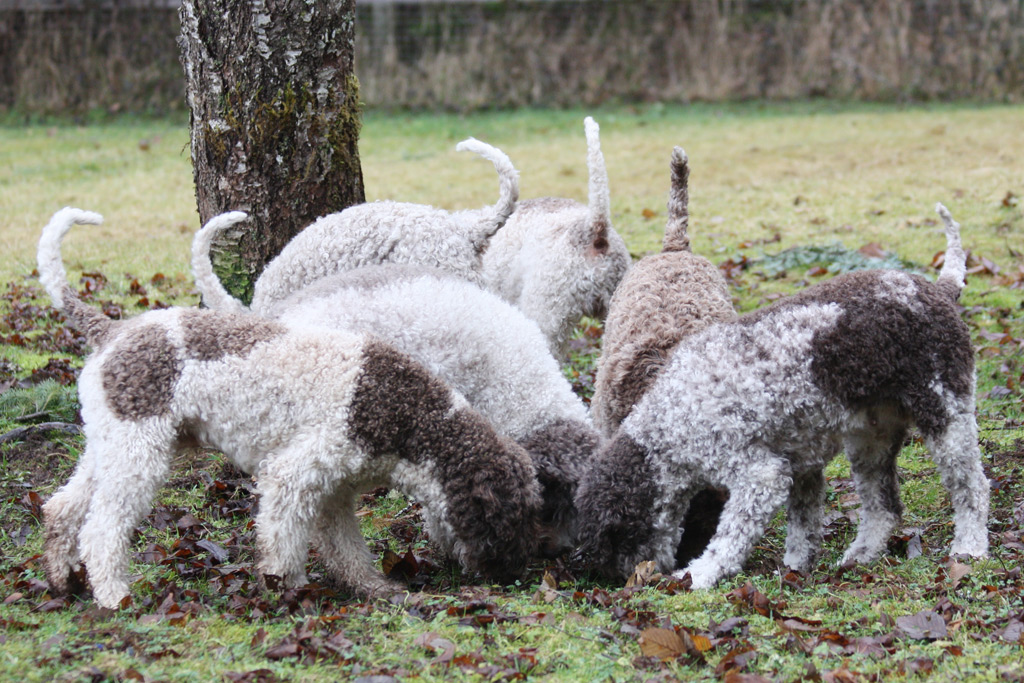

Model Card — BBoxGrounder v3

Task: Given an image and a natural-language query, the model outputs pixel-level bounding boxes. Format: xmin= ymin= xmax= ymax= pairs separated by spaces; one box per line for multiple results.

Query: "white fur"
xmin=242 ymin=137 xmax=519 ymax=312
xmin=38 ymin=208 xmax=540 ymax=608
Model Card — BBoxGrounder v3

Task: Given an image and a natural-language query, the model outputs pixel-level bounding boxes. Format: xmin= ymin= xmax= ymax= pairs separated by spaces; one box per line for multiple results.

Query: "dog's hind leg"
xmin=77 ymin=423 xmax=175 ymax=609
xmin=43 ymin=442 xmax=101 ymax=594
xmin=840 ymin=411 xmax=906 ymax=566
xmin=783 ymin=469 xmax=826 ymax=572
xmin=313 ymin=489 xmax=402 ymax=598
xmin=925 ymin=407 xmax=989 ymax=557
xmin=677 ymin=452 xmax=793 ymax=589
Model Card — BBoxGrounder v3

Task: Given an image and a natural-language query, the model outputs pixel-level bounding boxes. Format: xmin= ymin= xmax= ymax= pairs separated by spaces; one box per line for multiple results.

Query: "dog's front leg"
xmin=675 ymin=452 xmax=792 ymax=589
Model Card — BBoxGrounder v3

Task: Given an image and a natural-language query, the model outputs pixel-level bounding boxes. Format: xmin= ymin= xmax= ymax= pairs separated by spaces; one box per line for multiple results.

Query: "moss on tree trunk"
xmin=179 ymin=0 xmax=365 ymax=304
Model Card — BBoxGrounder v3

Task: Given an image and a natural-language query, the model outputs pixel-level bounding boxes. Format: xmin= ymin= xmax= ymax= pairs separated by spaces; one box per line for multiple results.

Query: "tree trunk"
xmin=178 ymin=0 xmax=365 ymax=304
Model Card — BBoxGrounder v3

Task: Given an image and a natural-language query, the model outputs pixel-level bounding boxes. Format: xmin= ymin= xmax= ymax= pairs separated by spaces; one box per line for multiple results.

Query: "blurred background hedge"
xmin=1 ymin=0 xmax=1022 ymax=115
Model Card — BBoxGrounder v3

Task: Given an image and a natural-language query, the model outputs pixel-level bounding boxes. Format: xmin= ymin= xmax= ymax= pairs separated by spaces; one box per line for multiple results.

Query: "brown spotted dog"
xmin=575 ymin=204 xmax=989 ymax=588
xmin=590 ymin=147 xmax=736 ymax=566
xmin=38 ymin=208 xmax=541 ymax=610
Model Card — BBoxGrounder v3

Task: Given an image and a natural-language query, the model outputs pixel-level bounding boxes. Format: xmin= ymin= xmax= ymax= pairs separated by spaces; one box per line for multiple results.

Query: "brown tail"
xmin=662 ymin=147 xmax=690 ymax=253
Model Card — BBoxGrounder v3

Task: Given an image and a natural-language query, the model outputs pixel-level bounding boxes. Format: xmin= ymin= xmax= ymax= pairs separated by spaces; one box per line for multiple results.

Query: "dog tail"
xmin=584 ymin=116 xmax=613 ymax=247
xmin=191 ymin=211 xmax=252 ymax=315
xmin=37 ymin=207 xmax=116 ymax=347
xmin=455 ymin=137 xmax=520 ymax=251
xmin=935 ymin=203 xmax=967 ymax=300
xmin=662 ymin=146 xmax=691 ymax=253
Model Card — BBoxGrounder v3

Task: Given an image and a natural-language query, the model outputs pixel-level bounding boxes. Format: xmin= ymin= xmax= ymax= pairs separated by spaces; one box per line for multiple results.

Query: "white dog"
xmin=205 ymin=119 xmax=630 ymax=355
xmin=243 ymin=137 xmax=519 ymax=312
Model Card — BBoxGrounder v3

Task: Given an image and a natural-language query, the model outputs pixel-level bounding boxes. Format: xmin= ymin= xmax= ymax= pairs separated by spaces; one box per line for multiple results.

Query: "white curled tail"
xmin=191 ymin=211 xmax=252 ymax=315
xmin=584 ymin=116 xmax=612 ymax=244
xmin=37 ymin=207 xmax=114 ymax=347
xmin=455 ymin=137 xmax=520 ymax=250
xmin=935 ymin=203 xmax=967 ymax=300
xmin=662 ymin=146 xmax=690 ymax=253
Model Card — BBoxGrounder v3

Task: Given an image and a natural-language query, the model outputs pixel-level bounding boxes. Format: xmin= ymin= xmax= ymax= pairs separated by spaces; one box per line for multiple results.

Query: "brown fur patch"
xmin=519 ymin=420 xmax=601 ymax=549
xmin=349 ymin=340 xmax=541 ymax=579
xmin=180 ymin=310 xmax=286 ymax=362
xmin=743 ymin=270 xmax=974 ymax=437
xmin=101 ymin=323 xmax=181 ymax=420
xmin=62 ymin=286 xmax=117 ymax=348
xmin=347 ymin=340 xmax=454 ymax=460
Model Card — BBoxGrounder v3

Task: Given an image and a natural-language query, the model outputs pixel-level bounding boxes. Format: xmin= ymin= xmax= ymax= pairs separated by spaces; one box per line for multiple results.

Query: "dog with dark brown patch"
xmin=575 ymin=204 xmax=989 ymax=587
xmin=592 ymin=146 xmax=736 ymax=435
xmin=38 ymin=208 xmax=541 ymax=609
xmin=590 ymin=147 xmax=736 ymax=565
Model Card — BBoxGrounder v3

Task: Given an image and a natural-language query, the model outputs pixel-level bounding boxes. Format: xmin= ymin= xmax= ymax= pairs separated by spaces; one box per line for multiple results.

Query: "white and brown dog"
xmin=38 ymin=208 xmax=541 ymax=609
xmin=575 ymin=204 xmax=989 ymax=587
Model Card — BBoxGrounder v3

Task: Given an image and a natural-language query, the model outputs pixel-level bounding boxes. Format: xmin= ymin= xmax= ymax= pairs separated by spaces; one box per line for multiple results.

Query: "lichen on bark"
xmin=179 ymin=0 xmax=364 ymax=304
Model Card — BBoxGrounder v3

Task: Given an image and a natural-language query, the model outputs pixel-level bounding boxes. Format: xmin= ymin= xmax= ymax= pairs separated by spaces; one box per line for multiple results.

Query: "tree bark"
xmin=178 ymin=0 xmax=365 ymax=304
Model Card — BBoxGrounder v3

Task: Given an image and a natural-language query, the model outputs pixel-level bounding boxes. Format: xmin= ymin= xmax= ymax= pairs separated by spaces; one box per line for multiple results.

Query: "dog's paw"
xmin=949 ymin=538 xmax=988 ymax=558
xmin=677 ymin=557 xmax=721 ymax=590
xmin=839 ymin=544 xmax=882 ymax=567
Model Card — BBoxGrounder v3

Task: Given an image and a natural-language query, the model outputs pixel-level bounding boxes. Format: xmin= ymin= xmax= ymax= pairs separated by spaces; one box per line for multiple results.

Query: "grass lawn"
xmin=1 ymin=102 xmax=1023 ymax=682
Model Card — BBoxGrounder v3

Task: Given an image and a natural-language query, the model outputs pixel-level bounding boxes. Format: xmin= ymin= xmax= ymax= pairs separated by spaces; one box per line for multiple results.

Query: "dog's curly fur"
xmin=39 ymin=208 xmax=541 ymax=609
xmin=229 ymin=137 xmax=519 ymax=314
xmin=591 ymin=147 xmax=736 ymax=438
xmin=575 ymin=204 xmax=989 ymax=588
xmin=480 ymin=117 xmax=631 ymax=354
xmin=194 ymin=222 xmax=601 ymax=556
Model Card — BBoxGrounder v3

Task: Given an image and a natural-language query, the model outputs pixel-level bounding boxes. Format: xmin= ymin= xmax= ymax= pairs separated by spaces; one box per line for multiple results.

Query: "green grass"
xmin=1 ymin=102 xmax=1023 ymax=682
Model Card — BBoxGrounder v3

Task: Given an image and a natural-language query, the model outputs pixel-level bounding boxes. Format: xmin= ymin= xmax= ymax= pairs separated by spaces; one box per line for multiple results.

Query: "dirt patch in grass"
xmin=1 ymin=431 xmax=74 ymax=546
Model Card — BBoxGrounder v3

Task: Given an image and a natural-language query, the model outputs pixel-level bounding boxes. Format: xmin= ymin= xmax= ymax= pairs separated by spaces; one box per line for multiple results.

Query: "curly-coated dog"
xmin=39 ymin=208 xmax=541 ymax=609
xmin=575 ymin=204 xmax=989 ymax=588
xmin=591 ymin=146 xmax=736 ymax=437
xmin=589 ymin=146 xmax=737 ymax=565
xmin=238 ymin=137 xmax=519 ymax=314
xmin=481 ymin=117 xmax=631 ymax=354
xmin=194 ymin=220 xmax=599 ymax=555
